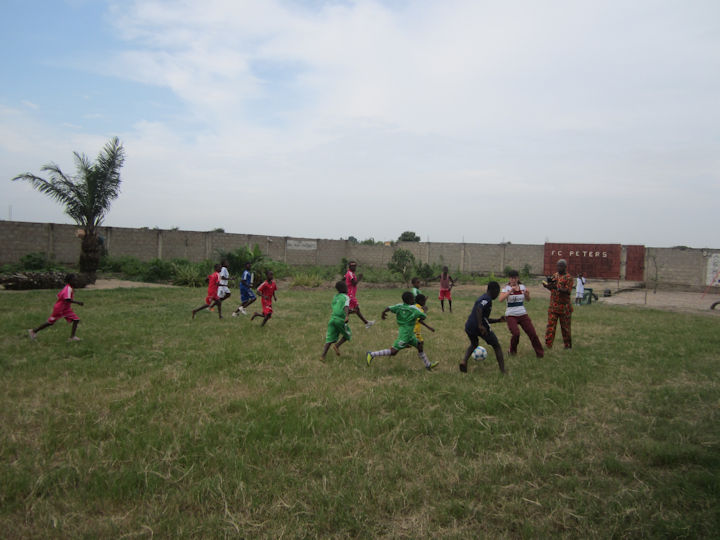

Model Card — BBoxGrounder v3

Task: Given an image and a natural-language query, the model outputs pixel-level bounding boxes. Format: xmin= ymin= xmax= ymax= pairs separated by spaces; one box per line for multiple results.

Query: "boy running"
xmin=28 ymin=273 xmax=84 ymax=341
xmin=192 ymin=264 xmax=222 ymax=319
xmin=251 ymin=270 xmax=278 ymax=326
xmin=232 ymin=262 xmax=257 ymax=316
xmin=366 ymin=291 xmax=439 ymax=371
xmin=345 ymin=261 xmax=375 ymax=329
xmin=321 ymin=280 xmax=352 ymax=360
xmin=460 ymin=281 xmax=506 ymax=374
xmin=411 ymin=277 xmax=423 ymax=300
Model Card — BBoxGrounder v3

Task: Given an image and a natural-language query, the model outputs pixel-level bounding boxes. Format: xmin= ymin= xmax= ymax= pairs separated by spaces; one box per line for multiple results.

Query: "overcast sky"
xmin=1 ymin=0 xmax=718 ymax=248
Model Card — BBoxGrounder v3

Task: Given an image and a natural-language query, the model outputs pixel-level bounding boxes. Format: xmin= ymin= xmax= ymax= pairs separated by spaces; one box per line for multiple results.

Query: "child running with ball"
xmin=366 ymin=291 xmax=438 ymax=371
xmin=460 ymin=281 xmax=506 ymax=374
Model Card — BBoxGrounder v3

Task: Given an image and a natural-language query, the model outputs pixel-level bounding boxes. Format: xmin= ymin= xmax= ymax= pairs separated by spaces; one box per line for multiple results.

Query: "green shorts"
xmin=393 ymin=327 xmax=419 ymax=350
xmin=326 ymin=318 xmax=351 ymax=344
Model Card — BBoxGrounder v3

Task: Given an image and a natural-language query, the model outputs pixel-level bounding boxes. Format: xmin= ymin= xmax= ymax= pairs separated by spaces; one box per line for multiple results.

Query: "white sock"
xmin=371 ymin=349 xmax=392 ymax=357
xmin=418 ymin=351 xmax=430 ymax=367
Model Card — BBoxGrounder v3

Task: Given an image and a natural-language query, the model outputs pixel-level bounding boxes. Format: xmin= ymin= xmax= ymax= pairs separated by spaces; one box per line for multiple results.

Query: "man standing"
xmin=345 ymin=260 xmax=375 ymax=329
xmin=543 ymin=259 xmax=574 ymax=349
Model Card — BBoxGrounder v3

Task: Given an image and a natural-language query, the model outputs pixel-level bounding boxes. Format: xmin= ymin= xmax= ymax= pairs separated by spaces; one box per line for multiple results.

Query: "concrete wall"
xmin=1 ymin=220 xmax=718 ymax=290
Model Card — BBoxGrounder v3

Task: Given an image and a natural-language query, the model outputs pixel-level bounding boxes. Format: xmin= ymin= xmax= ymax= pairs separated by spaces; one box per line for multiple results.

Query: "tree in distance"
xmin=398 ymin=231 xmax=420 ymax=242
xmin=13 ymin=137 xmax=126 ymax=278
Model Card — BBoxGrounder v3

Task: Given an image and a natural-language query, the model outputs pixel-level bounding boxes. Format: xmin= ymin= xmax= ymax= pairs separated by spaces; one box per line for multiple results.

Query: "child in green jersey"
xmin=366 ymin=292 xmax=439 ymax=371
xmin=411 ymin=277 xmax=422 ymax=300
xmin=321 ymin=280 xmax=352 ymax=360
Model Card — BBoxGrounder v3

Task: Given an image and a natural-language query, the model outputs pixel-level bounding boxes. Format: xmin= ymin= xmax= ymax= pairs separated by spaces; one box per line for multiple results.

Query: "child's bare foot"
xmin=191 ymin=310 xmax=196 ymax=319
xmin=28 ymin=329 xmax=37 ymax=340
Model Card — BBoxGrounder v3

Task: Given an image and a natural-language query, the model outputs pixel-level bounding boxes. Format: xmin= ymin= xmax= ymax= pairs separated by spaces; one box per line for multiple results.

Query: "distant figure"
xmin=345 ymin=261 xmax=375 ymax=329
xmin=321 ymin=280 xmax=352 ymax=360
xmin=575 ymin=272 xmax=586 ymax=305
xmin=28 ymin=273 xmax=84 ymax=341
xmin=543 ymin=259 xmax=574 ymax=349
xmin=411 ymin=277 xmax=423 ymax=301
xmin=232 ymin=262 xmax=257 ymax=316
xmin=192 ymin=263 xmax=222 ymax=319
xmin=498 ymin=270 xmax=544 ymax=358
xmin=251 ymin=270 xmax=278 ymax=326
xmin=366 ymin=291 xmax=438 ymax=371
xmin=217 ymin=259 xmax=232 ymax=304
xmin=460 ymin=281 xmax=506 ymax=374
xmin=434 ymin=266 xmax=455 ymax=312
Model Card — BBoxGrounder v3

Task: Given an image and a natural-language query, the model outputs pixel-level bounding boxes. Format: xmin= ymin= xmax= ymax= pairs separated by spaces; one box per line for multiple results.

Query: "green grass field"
xmin=1 ymin=284 xmax=719 ymax=538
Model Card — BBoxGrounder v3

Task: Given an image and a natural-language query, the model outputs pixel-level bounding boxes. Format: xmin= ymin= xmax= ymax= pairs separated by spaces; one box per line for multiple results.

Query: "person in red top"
xmin=543 ymin=259 xmax=574 ymax=349
xmin=344 ymin=261 xmax=374 ymax=329
xmin=434 ymin=266 xmax=456 ymax=312
xmin=192 ymin=264 xmax=223 ymax=319
xmin=28 ymin=273 xmax=84 ymax=341
xmin=252 ymin=270 xmax=278 ymax=326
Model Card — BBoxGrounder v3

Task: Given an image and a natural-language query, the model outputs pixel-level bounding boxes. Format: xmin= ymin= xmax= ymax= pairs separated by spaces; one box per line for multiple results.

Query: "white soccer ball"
xmin=472 ymin=346 xmax=488 ymax=361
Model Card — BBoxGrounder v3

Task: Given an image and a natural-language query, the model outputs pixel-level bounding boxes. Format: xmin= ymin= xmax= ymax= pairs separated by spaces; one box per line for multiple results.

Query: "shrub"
xmin=172 ymin=262 xmax=209 ymax=287
xmin=141 ymin=258 xmax=175 ymax=283
xmin=20 ymin=252 xmax=58 ymax=271
xmin=291 ymin=273 xmax=323 ymax=287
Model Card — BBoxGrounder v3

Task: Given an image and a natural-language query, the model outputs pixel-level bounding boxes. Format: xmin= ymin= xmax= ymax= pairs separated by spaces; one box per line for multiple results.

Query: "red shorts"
xmin=48 ymin=304 xmax=79 ymax=324
xmin=261 ymin=298 xmax=273 ymax=316
xmin=439 ymin=288 xmax=452 ymax=300
xmin=348 ymin=296 xmax=359 ymax=310
xmin=205 ymin=294 xmax=219 ymax=305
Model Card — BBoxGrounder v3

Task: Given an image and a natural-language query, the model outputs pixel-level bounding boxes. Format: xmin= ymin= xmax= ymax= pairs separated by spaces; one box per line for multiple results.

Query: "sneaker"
xmin=365 ymin=320 xmax=375 ymax=329
xmin=232 ymin=311 xmax=238 ymax=317
xmin=366 ymin=352 xmax=373 ymax=367
xmin=240 ymin=307 xmax=247 ymax=315
xmin=426 ymin=360 xmax=439 ymax=371
xmin=459 ymin=363 xmax=467 ymax=373
xmin=68 ymin=336 xmax=81 ymax=342
xmin=28 ymin=329 xmax=37 ymax=340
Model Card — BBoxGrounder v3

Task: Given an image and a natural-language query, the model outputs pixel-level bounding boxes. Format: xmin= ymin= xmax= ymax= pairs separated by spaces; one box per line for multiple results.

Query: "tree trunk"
xmin=79 ymin=231 xmax=100 ymax=282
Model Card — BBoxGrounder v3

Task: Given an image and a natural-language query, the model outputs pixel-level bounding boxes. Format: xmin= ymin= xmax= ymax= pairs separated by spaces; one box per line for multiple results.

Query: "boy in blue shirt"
xmin=460 ymin=281 xmax=506 ymax=374
xmin=232 ymin=262 xmax=257 ymax=316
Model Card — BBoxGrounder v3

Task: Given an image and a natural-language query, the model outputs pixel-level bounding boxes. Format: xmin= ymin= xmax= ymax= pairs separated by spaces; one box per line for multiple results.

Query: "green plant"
xmin=141 ymin=258 xmax=175 ymax=283
xmin=171 ymin=261 xmax=209 ymax=287
xmin=12 ymin=137 xmax=125 ymax=274
xmin=388 ymin=249 xmax=416 ymax=285
xmin=19 ymin=252 xmax=57 ymax=271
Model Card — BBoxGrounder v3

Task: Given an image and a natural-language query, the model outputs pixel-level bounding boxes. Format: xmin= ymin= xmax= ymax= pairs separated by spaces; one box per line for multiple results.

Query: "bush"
xmin=291 ymin=272 xmax=323 ymax=287
xmin=141 ymin=258 xmax=175 ymax=283
xmin=172 ymin=261 xmax=210 ymax=287
xmin=20 ymin=252 xmax=60 ymax=271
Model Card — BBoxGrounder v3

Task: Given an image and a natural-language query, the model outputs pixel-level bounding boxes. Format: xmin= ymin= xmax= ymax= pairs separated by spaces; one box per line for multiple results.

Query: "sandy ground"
xmin=86 ymin=279 xmax=720 ymax=315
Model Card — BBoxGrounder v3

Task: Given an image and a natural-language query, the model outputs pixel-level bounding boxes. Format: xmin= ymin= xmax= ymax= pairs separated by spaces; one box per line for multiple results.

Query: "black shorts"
xmin=465 ymin=327 xmax=499 ymax=348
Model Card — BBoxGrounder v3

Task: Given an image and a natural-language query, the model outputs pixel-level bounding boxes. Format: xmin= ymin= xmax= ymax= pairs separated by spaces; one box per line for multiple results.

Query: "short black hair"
xmin=415 ymin=293 xmax=427 ymax=306
xmin=401 ymin=291 xmax=415 ymax=304
xmin=487 ymin=281 xmax=500 ymax=296
xmin=508 ymin=269 xmax=519 ymax=278
xmin=65 ymin=273 xmax=76 ymax=284
xmin=335 ymin=280 xmax=347 ymax=293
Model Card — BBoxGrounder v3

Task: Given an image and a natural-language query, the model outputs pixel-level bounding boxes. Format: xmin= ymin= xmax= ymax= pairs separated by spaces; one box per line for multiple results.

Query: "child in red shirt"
xmin=251 ymin=270 xmax=278 ymax=326
xmin=28 ymin=274 xmax=84 ymax=341
xmin=192 ymin=264 xmax=223 ymax=319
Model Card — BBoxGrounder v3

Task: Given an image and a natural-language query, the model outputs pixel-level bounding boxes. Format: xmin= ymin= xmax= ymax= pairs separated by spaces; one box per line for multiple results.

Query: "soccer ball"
xmin=472 ymin=346 xmax=488 ymax=361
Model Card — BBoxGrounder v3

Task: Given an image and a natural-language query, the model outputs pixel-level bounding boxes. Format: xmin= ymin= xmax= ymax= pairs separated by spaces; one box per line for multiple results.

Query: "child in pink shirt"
xmin=28 ymin=274 xmax=84 ymax=341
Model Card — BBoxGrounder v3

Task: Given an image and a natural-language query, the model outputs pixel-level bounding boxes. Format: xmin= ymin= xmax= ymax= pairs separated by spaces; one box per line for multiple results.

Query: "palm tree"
xmin=13 ymin=137 xmax=126 ymax=277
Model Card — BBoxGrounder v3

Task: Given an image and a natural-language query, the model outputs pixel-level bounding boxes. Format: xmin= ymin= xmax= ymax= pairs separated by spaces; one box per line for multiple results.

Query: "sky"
xmin=1 ymin=0 xmax=718 ymax=248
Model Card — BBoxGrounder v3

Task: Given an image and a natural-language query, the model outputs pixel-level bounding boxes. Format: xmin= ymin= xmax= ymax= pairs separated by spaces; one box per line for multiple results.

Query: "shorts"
xmin=48 ymin=304 xmax=79 ymax=324
xmin=393 ymin=328 xmax=419 ymax=350
xmin=240 ymin=286 xmax=256 ymax=303
xmin=261 ymin=297 xmax=273 ymax=316
xmin=348 ymin=296 xmax=359 ymax=311
xmin=217 ymin=286 xmax=231 ymax=299
xmin=465 ymin=326 xmax=499 ymax=349
xmin=439 ymin=288 xmax=452 ymax=300
xmin=326 ymin=318 xmax=352 ymax=343
xmin=205 ymin=294 xmax=219 ymax=305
